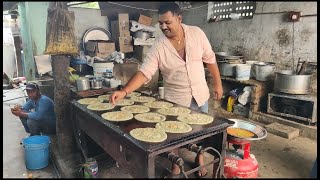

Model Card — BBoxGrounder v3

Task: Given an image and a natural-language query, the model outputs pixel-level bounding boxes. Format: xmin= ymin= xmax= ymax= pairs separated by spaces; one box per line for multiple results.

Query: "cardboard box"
xmin=119 ymin=36 xmax=133 ymax=53
xmin=111 ymin=20 xmax=130 ymax=41
xmin=85 ymin=40 xmax=115 ymax=58
xmin=138 ymin=14 xmax=152 ymax=26
xmin=111 ymin=14 xmax=130 ymax=40
xmin=119 ymin=14 xmax=130 ymax=37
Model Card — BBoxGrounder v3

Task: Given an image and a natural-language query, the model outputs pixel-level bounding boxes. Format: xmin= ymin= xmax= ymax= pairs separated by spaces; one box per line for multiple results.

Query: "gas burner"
xmin=268 ymin=92 xmax=317 ymax=125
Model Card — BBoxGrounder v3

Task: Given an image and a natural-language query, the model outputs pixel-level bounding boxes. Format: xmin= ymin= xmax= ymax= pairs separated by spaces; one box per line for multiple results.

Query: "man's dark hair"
xmin=158 ymin=2 xmax=182 ymax=16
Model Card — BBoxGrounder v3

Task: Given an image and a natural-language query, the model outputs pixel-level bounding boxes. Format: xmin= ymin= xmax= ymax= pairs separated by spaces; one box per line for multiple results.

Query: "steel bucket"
xmin=90 ymin=78 xmax=103 ymax=89
xmin=76 ymin=77 xmax=90 ymax=91
xmin=252 ymin=62 xmax=276 ymax=81
xmin=245 ymin=60 xmax=258 ymax=77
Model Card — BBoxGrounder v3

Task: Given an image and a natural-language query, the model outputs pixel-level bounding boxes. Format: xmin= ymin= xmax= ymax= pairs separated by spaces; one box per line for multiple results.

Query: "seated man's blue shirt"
xmin=22 ymin=95 xmax=56 ymax=122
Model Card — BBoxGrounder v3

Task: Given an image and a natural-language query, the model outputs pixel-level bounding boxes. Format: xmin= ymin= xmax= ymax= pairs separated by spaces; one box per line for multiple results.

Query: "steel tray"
xmin=227 ymin=119 xmax=267 ymax=142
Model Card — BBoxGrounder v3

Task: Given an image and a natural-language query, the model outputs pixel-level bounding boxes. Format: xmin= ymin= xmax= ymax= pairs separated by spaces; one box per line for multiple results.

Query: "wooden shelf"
xmin=219 ymin=76 xmax=274 ymax=116
xmin=220 ymin=76 xmax=272 ymax=86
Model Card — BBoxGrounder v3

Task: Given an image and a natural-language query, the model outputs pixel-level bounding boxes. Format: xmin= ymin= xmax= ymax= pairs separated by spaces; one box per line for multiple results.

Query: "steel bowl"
xmin=227 ymin=119 xmax=267 ymax=142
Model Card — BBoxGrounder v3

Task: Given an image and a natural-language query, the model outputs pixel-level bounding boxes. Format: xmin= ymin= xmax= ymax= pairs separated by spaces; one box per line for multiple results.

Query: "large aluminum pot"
xmin=274 ymin=70 xmax=312 ymax=94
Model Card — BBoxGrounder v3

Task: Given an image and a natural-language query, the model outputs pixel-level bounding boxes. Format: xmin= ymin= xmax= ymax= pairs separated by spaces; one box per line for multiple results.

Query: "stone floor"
xmin=3 ymin=88 xmax=317 ymax=178
xmin=95 ymin=120 xmax=317 ymax=178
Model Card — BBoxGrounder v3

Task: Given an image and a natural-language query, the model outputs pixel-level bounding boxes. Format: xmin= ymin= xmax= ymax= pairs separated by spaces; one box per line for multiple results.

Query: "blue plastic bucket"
xmin=22 ymin=135 xmax=51 ymax=170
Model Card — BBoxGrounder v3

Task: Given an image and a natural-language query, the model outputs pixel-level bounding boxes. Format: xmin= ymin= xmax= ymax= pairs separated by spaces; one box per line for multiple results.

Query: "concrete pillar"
xmin=51 ymin=55 xmax=76 ymax=155
xmin=18 ymin=2 xmax=36 ymax=81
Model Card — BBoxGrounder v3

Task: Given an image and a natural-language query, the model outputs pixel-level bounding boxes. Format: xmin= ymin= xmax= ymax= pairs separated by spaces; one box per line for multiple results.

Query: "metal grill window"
xmin=207 ymin=1 xmax=257 ymax=22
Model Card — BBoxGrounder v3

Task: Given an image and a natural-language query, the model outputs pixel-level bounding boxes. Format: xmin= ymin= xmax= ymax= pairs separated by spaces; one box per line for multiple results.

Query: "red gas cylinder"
xmin=224 ymin=141 xmax=259 ymax=178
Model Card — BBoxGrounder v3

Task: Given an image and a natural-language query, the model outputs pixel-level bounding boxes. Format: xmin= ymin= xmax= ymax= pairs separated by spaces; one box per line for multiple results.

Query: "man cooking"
xmin=110 ymin=2 xmax=223 ymax=177
xmin=10 ymin=83 xmax=56 ymax=136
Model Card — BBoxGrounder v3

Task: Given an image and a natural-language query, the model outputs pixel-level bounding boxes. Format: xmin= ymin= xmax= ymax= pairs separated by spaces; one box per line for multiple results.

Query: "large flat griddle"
xmin=70 ymin=93 xmax=234 ymax=178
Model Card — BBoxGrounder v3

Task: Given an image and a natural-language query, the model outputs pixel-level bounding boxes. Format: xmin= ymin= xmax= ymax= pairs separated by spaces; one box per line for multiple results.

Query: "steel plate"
xmin=215 ymin=51 xmax=243 ymax=60
xmin=82 ymin=27 xmax=112 ymax=54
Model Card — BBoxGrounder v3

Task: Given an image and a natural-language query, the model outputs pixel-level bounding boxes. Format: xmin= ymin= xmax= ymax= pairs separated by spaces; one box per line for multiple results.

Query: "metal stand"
xmin=159 ymin=143 xmax=222 ymax=178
